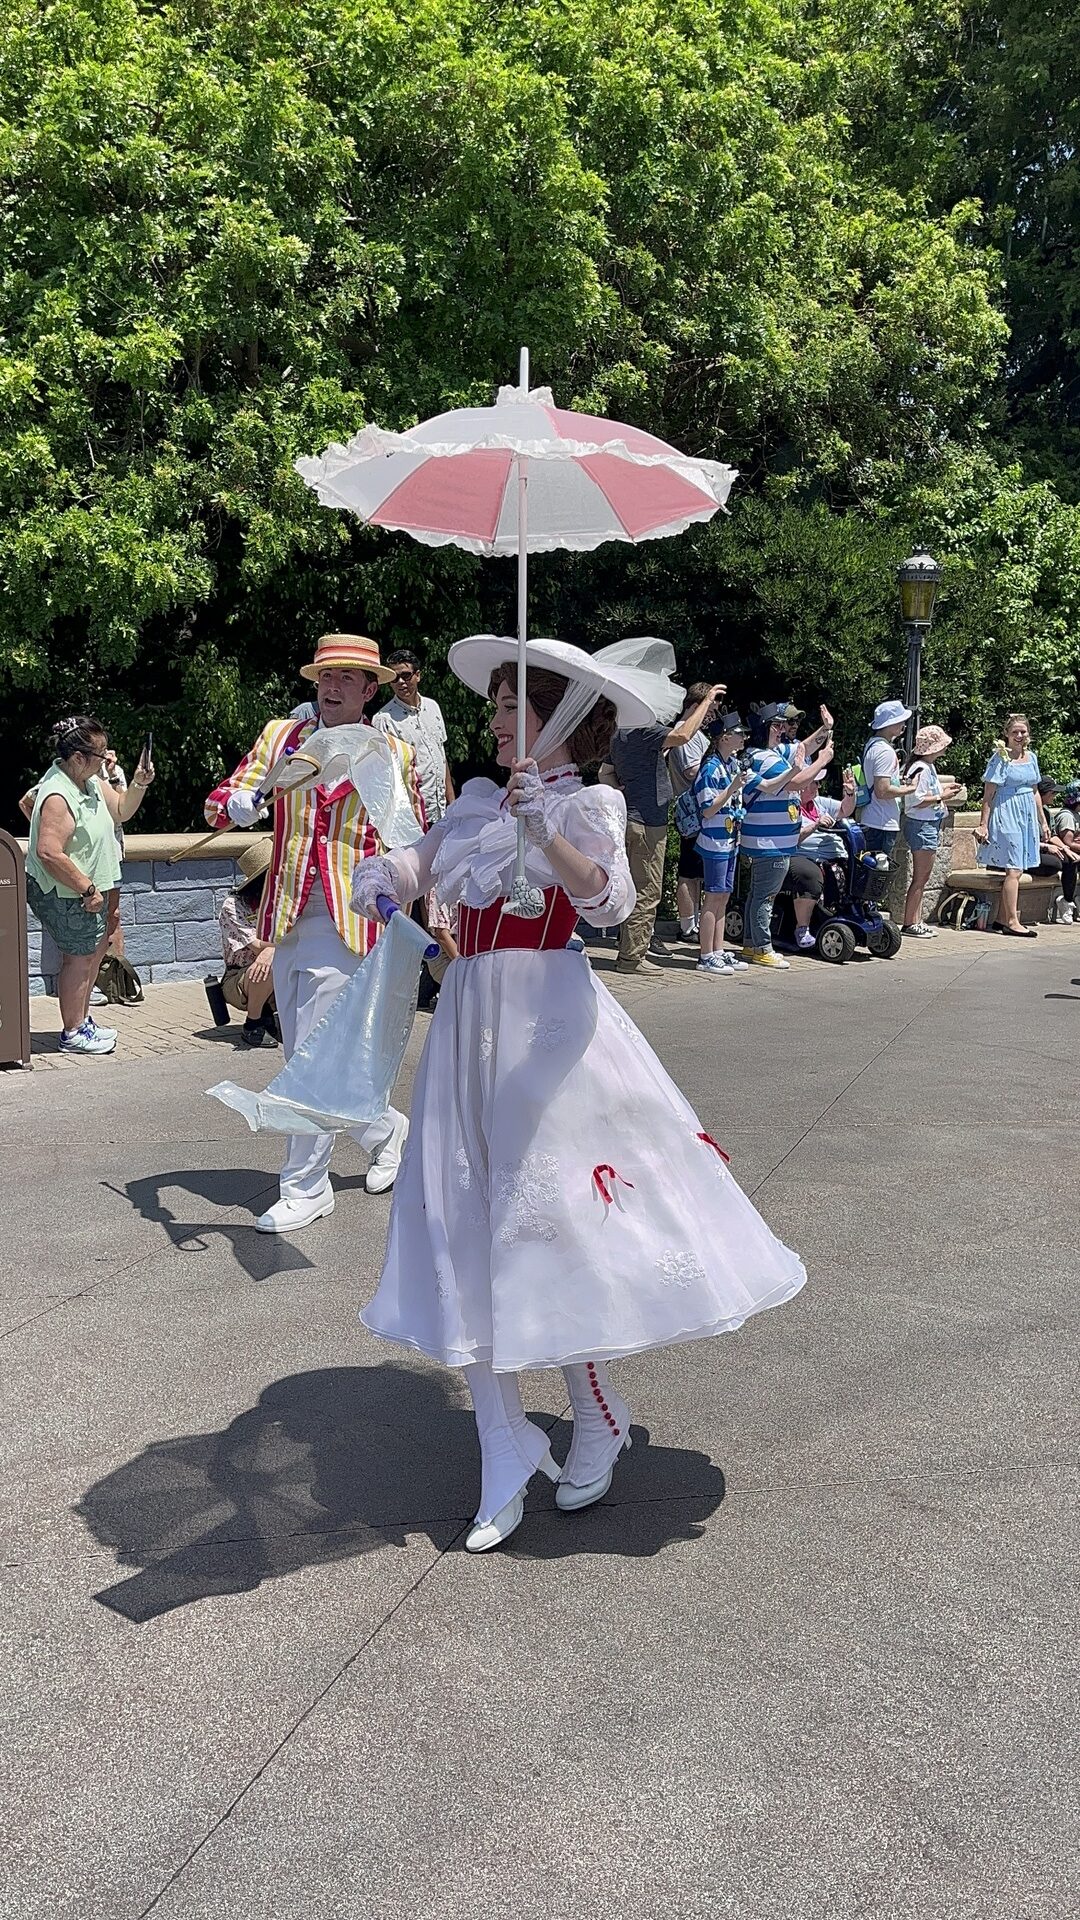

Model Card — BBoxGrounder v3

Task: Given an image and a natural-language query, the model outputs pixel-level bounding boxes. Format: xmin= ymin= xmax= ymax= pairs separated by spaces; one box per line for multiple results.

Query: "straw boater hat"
xmin=300 ymin=633 xmax=397 ymax=684
xmin=236 ymin=838 xmax=273 ymax=885
xmin=448 ymin=635 xmax=681 ymax=727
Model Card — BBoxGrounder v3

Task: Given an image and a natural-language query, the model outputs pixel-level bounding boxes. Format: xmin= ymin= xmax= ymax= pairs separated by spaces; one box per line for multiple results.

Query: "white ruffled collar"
xmin=432 ymin=769 xmax=586 ymax=907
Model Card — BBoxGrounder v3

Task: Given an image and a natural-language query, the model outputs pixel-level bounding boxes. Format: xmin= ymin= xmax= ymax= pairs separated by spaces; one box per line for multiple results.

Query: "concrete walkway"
xmin=3 ymin=929 xmax=1077 ymax=1918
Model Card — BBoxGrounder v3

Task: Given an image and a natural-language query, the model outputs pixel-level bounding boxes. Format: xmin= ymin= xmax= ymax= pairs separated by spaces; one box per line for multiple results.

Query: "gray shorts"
xmin=27 ymin=875 xmax=108 ymax=956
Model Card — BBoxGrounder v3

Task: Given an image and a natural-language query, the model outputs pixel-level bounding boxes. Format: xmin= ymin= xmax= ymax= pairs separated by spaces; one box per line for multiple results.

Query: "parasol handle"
xmin=503 ymin=369 xmax=545 ymax=921
xmin=377 ymin=894 xmax=440 ymax=959
xmin=166 ymin=787 xmax=273 ymax=865
xmin=169 ymin=741 xmax=302 ymax=864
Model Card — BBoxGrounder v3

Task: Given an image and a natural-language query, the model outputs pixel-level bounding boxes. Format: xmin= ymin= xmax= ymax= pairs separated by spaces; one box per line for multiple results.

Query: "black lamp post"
xmin=896 ymin=550 xmax=943 ymax=752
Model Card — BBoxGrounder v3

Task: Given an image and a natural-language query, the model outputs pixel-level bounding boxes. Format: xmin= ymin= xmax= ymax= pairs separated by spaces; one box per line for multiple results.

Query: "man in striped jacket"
xmin=206 ymin=634 xmax=420 ymax=1233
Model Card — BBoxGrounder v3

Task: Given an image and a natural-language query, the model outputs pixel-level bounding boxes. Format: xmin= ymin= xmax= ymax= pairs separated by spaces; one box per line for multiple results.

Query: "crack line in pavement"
xmin=0 ymin=1175 xmax=281 ymax=1341
xmin=135 ymin=1527 xmax=466 ymax=1919
xmin=743 ymin=947 xmax=988 ymax=1200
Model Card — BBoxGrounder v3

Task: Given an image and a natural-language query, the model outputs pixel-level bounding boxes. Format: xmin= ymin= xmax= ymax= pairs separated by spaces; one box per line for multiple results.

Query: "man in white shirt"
xmin=372 ymin=648 xmax=456 ymax=1005
xmin=859 ymin=699 xmax=918 ymax=855
xmin=372 ymin=649 xmax=454 ymax=826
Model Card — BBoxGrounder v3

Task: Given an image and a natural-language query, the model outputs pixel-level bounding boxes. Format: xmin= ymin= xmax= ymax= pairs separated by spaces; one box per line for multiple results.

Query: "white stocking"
xmin=497 ymin=1373 xmax=555 ymax=1476
xmin=466 ymin=1364 xmax=550 ymax=1526
xmin=561 ymin=1361 xmax=631 ymax=1489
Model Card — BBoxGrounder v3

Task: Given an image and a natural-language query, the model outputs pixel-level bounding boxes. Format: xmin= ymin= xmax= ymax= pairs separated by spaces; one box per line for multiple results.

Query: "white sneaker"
xmin=365 ymin=1111 xmax=409 ymax=1193
xmin=723 ymin=952 xmax=751 ymax=971
xmin=794 ymin=929 xmax=815 ymax=950
xmin=59 ymin=1024 xmax=116 ymax=1056
xmin=255 ymin=1189 xmax=335 ymax=1234
xmin=89 ymin=987 xmax=108 ymax=1006
xmin=696 ymin=955 xmax=730 ymax=976
xmin=83 ymin=1015 xmax=118 ymax=1041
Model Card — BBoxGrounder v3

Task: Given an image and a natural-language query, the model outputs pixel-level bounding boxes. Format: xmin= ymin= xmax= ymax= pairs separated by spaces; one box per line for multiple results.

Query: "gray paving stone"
xmin=136 ymin=1474 xmax=1077 ymax=1920
xmin=1 ymin=1509 xmax=457 ymax=1920
xmin=2 ymin=929 xmax=1076 ymax=1920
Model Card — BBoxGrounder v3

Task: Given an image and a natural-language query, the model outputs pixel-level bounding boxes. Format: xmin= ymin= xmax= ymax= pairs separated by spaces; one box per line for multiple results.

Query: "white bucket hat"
xmin=872 ymin=698 xmax=912 ymax=731
xmin=449 ymin=635 xmax=681 ymax=728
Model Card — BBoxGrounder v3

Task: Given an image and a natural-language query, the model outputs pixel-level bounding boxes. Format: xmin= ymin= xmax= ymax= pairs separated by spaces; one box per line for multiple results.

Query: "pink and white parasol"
xmin=296 ymin=380 xmax=735 ymax=555
xmin=295 ymin=350 xmax=736 ymax=912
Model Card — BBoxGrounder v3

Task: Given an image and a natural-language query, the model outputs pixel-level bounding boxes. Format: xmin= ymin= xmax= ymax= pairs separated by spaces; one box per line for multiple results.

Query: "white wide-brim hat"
xmin=449 ymin=635 xmax=682 ymax=728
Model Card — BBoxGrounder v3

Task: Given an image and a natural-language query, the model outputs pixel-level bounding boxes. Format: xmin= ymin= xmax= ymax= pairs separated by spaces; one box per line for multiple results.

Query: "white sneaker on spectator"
xmin=83 ymin=1016 xmax=118 ymax=1041
xmin=794 ymin=928 xmax=815 ymax=950
xmin=696 ymin=955 xmax=731 ymax=976
xmin=89 ymin=987 xmax=108 ymax=1006
xmin=59 ymin=1024 xmax=115 ymax=1056
xmin=901 ymin=923 xmax=937 ymax=939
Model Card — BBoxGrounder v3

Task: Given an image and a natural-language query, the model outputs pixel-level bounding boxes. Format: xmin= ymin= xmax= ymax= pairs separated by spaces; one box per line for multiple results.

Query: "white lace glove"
xmin=506 ymin=761 xmax=556 ymax=848
xmin=226 ymin=790 xmax=269 ymax=828
xmin=351 ymin=855 xmax=400 ymax=920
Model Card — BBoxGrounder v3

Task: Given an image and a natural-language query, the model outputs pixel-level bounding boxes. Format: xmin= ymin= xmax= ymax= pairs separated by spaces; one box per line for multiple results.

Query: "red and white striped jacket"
xmin=205 ymin=717 xmax=419 ymax=956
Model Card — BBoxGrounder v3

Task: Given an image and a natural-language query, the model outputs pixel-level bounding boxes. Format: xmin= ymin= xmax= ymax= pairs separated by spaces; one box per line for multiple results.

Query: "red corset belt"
xmin=457 ymin=888 xmax=579 ymax=958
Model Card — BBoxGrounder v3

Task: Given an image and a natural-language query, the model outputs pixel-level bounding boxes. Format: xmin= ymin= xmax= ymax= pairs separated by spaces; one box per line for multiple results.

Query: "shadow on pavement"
xmin=111 ymin=1169 xmax=315 ymax=1278
xmin=76 ymin=1367 xmax=725 ymax=1620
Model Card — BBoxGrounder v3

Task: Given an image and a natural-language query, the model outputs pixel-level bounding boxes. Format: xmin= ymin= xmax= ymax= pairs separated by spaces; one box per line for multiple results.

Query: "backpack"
xmin=674 ymin=786 xmax=703 ymax=838
xmin=95 ymin=952 xmax=144 ymax=1005
xmin=851 ymin=737 xmax=878 ymax=813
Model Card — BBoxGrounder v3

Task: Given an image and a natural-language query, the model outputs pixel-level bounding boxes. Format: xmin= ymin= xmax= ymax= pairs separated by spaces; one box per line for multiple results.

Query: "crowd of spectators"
xmin=19 ymin=665 xmax=1077 ymax=1062
xmin=603 ymin=691 xmax=1077 ymax=977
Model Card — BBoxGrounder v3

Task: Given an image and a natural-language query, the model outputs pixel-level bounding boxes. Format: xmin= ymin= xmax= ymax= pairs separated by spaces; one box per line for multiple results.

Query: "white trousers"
xmin=274 ymin=892 xmax=401 ymax=1201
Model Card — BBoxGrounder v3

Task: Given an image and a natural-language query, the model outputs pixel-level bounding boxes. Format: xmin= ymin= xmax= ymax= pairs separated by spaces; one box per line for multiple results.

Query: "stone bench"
xmin=934 ymin=816 xmax=1058 ymax=927
xmin=18 ymin=831 xmax=271 ymax=995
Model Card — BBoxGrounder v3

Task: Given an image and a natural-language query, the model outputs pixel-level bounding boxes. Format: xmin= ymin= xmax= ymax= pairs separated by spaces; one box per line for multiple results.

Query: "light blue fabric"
xmin=207 ymin=910 xmax=431 ymax=1134
xmin=745 ymin=853 xmax=790 ymax=950
xmin=978 ymin=752 xmax=1041 ymax=871
xmin=903 ymin=815 xmax=940 ymax=854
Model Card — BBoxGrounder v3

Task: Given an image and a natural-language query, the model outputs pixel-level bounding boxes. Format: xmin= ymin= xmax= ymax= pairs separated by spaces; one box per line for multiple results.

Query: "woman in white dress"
xmin=352 ymin=637 xmax=806 ymax=1552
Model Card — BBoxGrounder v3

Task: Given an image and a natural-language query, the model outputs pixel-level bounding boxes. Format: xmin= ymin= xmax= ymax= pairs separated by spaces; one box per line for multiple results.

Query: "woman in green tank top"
xmin=25 ymin=715 xmax=154 ymax=1054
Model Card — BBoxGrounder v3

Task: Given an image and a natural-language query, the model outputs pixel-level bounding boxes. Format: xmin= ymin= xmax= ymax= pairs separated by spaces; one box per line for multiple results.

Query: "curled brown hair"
xmin=50 ymin=714 xmax=107 ymax=760
xmin=488 ymin=664 xmax=618 ymax=769
xmin=994 ymin=712 xmax=1032 ymax=759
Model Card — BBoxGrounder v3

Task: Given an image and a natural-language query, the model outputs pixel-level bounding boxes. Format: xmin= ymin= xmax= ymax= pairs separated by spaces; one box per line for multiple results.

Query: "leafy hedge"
xmin=1 ymin=0 xmax=1076 ymax=820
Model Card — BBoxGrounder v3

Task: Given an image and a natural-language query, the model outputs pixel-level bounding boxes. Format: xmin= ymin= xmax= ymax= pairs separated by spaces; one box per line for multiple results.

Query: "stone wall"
xmin=24 ymin=833 xmax=268 ymax=995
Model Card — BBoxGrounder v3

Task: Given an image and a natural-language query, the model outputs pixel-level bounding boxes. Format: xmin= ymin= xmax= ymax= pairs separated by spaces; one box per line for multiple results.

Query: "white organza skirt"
xmin=362 ymin=947 xmax=806 ymax=1371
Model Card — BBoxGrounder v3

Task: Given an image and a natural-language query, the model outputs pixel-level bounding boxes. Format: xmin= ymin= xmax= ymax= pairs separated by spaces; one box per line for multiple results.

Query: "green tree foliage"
xmin=941 ymin=0 xmax=1080 ymax=495
xmin=0 ymin=0 xmax=1075 ymax=820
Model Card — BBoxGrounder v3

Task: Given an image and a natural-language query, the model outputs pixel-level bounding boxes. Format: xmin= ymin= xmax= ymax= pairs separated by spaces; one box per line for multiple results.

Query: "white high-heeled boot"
xmin=464 ymin=1365 xmax=560 ymax=1553
xmin=555 ymin=1360 xmax=632 ymax=1511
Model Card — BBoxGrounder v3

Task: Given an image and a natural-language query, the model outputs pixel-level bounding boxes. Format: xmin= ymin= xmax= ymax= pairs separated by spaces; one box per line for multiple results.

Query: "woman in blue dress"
xmin=975 ymin=713 xmax=1048 ymax=937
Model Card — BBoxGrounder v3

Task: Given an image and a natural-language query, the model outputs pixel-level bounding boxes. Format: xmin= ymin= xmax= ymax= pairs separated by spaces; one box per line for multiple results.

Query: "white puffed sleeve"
xmin=350 ymin=815 xmax=455 ymax=917
xmin=554 ymin=785 xmax=636 ymax=928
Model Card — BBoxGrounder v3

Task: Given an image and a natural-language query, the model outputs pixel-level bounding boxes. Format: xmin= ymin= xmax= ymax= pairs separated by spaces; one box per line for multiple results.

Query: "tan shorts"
xmin=221 ymin=965 xmax=250 ymax=1011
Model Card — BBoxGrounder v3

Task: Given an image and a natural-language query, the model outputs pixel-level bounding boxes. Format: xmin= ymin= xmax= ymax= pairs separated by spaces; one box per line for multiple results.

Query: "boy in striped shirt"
xmin=692 ymin=714 xmax=752 ymax=976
